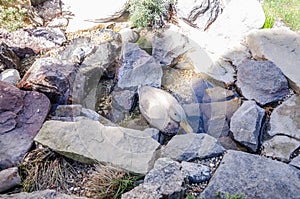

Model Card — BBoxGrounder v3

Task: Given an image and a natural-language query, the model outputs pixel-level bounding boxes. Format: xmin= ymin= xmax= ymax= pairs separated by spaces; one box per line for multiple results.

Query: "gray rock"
xmin=31 ymin=0 xmax=48 ymax=6
xmin=34 ymin=120 xmax=160 ymax=174
xmin=35 ymin=0 xmax=61 ymax=23
xmin=152 ymin=25 xmax=191 ymax=67
xmin=262 ymin=135 xmax=300 ymax=162
xmin=0 ymin=189 xmax=87 ymax=199
xmin=246 ymin=28 xmax=300 ymax=93
xmin=230 ymin=100 xmax=265 ymax=152
xmin=112 ymin=90 xmax=136 ymax=112
xmin=54 ymin=104 xmax=82 ymax=117
xmin=80 ymin=108 xmax=100 ymax=121
xmin=202 ymin=86 xmax=235 ymax=103
xmin=162 ymin=133 xmax=225 ymax=161
xmin=0 ymin=81 xmax=50 ymax=169
xmin=182 ymin=103 xmax=205 ymax=133
xmin=117 ymin=43 xmax=162 ymax=89
xmin=122 ymin=158 xmax=184 ymax=199
xmin=25 ymin=27 xmax=66 ymax=46
xmin=17 ymin=57 xmax=78 ymax=105
xmin=181 ymin=161 xmax=211 ymax=183
xmin=47 ymin=18 xmax=69 ymax=28
xmin=176 ymin=0 xmax=224 ymax=31
xmin=268 ymin=95 xmax=300 ymax=140
xmin=0 ymin=69 xmax=20 ymax=85
xmin=290 ymin=155 xmax=300 ymax=169
xmin=200 ymin=150 xmax=300 ymax=199
xmin=236 ymin=60 xmax=289 ymax=105
xmin=0 ymin=43 xmax=20 ymax=73
xmin=0 ymin=167 xmax=21 ymax=193
xmin=120 ymin=28 xmax=140 ymax=43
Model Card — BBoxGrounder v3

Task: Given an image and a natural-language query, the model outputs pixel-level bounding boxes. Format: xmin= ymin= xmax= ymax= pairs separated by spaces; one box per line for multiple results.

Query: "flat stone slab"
xmin=201 ymin=150 xmax=300 ymax=199
xmin=247 ymin=28 xmax=300 ymax=93
xmin=34 ymin=119 xmax=161 ymax=174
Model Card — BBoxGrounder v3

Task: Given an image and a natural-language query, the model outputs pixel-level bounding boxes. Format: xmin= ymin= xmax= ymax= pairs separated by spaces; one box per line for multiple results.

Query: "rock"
xmin=35 ymin=0 xmax=62 ymax=23
xmin=202 ymin=86 xmax=235 ymax=103
xmin=182 ymin=103 xmax=205 ymax=133
xmin=152 ymin=25 xmax=192 ymax=67
xmin=31 ymin=0 xmax=48 ymax=6
xmin=119 ymin=28 xmax=140 ymax=43
xmin=0 ymin=167 xmax=21 ymax=193
xmin=0 ymin=69 xmax=20 ymax=85
xmin=62 ymin=0 xmax=129 ymax=32
xmin=34 ymin=120 xmax=160 ymax=174
xmin=162 ymin=133 xmax=225 ymax=161
xmin=190 ymin=78 xmax=214 ymax=103
xmin=262 ymin=135 xmax=300 ymax=162
xmin=112 ymin=90 xmax=136 ymax=112
xmin=80 ymin=108 xmax=100 ymax=121
xmin=138 ymin=86 xmax=193 ymax=135
xmin=176 ymin=0 xmax=224 ymax=31
xmin=54 ymin=104 xmax=82 ymax=117
xmin=0 ymin=28 xmax=65 ymax=58
xmin=47 ymin=17 xmax=69 ymax=28
xmin=0 ymin=81 xmax=50 ymax=169
xmin=230 ymin=100 xmax=265 ymax=152
xmin=236 ymin=60 xmax=289 ymax=105
xmin=246 ymin=28 xmax=300 ymax=93
xmin=181 ymin=161 xmax=211 ymax=183
xmin=117 ymin=43 xmax=162 ymax=89
xmin=17 ymin=57 xmax=78 ymax=105
xmin=0 ymin=43 xmax=20 ymax=73
xmin=200 ymin=97 xmax=241 ymax=137
xmin=268 ymin=95 xmax=300 ymax=140
xmin=122 ymin=158 xmax=184 ymax=199
xmin=0 ymin=189 xmax=87 ymax=199
xmin=290 ymin=155 xmax=300 ymax=169
xmin=201 ymin=150 xmax=300 ymax=199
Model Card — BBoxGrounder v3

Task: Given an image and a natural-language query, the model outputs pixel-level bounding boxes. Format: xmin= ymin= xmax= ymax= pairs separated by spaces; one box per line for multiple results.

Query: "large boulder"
xmin=246 ymin=28 xmax=300 ymax=93
xmin=0 ymin=81 xmax=50 ymax=169
xmin=200 ymin=150 xmax=300 ymax=199
xmin=117 ymin=43 xmax=163 ymax=90
xmin=236 ymin=60 xmax=289 ymax=105
xmin=162 ymin=133 xmax=225 ymax=161
xmin=268 ymin=95 xmax=300 ymax=140
xmin=230 ymin=100 xmax=265 ymax=152
xmin=34 ymin=119 xmax=161 ymax=174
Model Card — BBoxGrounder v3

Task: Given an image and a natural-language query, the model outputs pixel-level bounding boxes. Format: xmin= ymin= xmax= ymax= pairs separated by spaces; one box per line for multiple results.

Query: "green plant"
xmin=128 ymin=0 xmax=168 ymax=28
xmin=185 ymin=193 xmax=197 ymax=199
xmin=216 ymin=191 xmax=247 ymax=199
xmin=0 ymin=0 xmax=26 ymax=31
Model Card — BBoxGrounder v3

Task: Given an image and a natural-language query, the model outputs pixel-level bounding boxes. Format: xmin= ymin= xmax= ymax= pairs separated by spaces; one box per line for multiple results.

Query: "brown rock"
xmin=0 ymin=43 xmax=20 ymax=73
xmin=0 ymin=81 xmax=50 ymax=169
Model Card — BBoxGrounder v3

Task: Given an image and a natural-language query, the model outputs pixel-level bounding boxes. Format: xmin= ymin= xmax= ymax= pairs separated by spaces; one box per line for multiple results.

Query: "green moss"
xmin=0 ymin=0 xmax=26 ymax=31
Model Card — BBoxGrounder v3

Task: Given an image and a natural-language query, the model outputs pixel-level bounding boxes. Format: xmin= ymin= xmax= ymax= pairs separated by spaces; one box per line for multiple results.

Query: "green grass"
xmin=262 ymin=0 xmax=300 ymax=32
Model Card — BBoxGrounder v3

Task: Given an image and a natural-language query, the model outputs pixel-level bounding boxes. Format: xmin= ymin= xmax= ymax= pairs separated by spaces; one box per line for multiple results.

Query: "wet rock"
xmin=0 ymin=28 xmax=65 ymax=58
xmin=268 ymin=95 xmax=300 ymax=140
xmin=0 ymin=69 xmax=20 ymax=85
xmin=230 ymin=100 xmax=265 ymax=152
xmin=236 ymin=60 xmax=289 ymax=105
xmin=246 ymin=28 xmax=300 ymax=93
xmin=122 ymin=158 xmax=184 ymax=199
xmin=290 ymin=155 xmax=300 ymax=169
xmin=162 ymin=133 xmax=225 ymax=161
xmin=176 ymin=0 xmax=224 ymax=31
xmin=0 ymin=81 xmax=50 ymax=169
xmin=0 ymin=189 xmax=87 ymax=199
xmin=117 ymin=43 xmax=162 ymax=89
xmin=181 ymin=161 xmax=210 ymax=183
xmin=200 ymin=150 xmax=300 ymax=199
xmin=262 ymin=135 xmax=300 ymax=162
xmin=191 ymin=78 xmax=214 ymax=103
xmin=17 ymin=57 xmax=78 ymax=105
xmin=0 ymin=43 xmax=20 ymax=73
xmin=0 ymin=167 xmax=21 ymax=193
xmin=34 ymin=119 xmax=160 ymax=174
xmin=182 ymin=103 xmax=204 ymax=133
